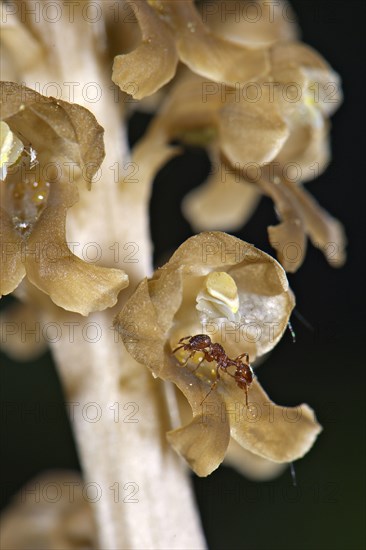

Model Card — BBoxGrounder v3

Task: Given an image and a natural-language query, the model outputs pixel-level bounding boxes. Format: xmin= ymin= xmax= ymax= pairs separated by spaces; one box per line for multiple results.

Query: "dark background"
xmin=1 ymin=1 xmax=365 ymax=549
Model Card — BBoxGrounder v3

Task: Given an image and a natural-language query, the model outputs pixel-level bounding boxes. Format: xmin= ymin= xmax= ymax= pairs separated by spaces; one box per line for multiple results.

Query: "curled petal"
xmin=167 ymin=402 xmax=230 ymax=477
xmin=283 ymin=180 xmax=347 ymax=267
xmin=0 ymin=82 xmax=105 ymax=188
xmin=303 ymin=68 xmax=343 ymax=117
xmin=132 ymin=133 xmax=179 ymax=200
xmin=0 ymin=207 xmax=25 ymax=296
xmin=276 ymin=121 xmax=331 ymax=183
xmin=147 ymin=72 xmax=222 ymax=142
xmin=270 ymin=41 xmax=342 ymax=116
xmin=154 ymin=0 xmax=269 ymax=86
xmin=206 ymin=0 xmax=299 ymax=46
xmin=268 ymin=219 xmax=306 ymax=273
xmin=115 ymin=278 xmax=168 ymax=375
xmin=270 ymin=41 xmax=331 ymax=74
xmin=258 ymin=176 xmax=307 ymax=272
xmin=49 ymin=100 xmax=105 ymax=188
xmin=182 ymin=159 xmax=260 ymax=232
xmin=112 ymin=1 xmax=178 ymax=99
xmin=115 ymin=275 xmax=229 ymax=476
xmin=25 ymin=181 xmax=128 ymax=316
xmin=219 ymin=97 xmax=290 ymax=167
xmin=224 ymin=439 xmax=287 ymax=481
xmin=224 ymin=378 xmax=322 ymax=462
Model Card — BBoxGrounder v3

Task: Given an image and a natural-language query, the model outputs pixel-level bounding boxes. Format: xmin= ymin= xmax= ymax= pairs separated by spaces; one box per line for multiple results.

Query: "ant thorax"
xmin=172 ymin=334 xmax=253 ymax=405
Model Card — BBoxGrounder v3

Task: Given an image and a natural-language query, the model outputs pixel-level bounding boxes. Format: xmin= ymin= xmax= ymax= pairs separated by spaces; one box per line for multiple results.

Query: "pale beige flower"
xmin=0 ymin=83 xmax=128 ymax=315
xmin=131 ymin=38 xmax=346 ymax=272
xmin=218 ymin=41 xmax=346 ymax=271
xmin=115 ymin=232 xmax=322 ymax=476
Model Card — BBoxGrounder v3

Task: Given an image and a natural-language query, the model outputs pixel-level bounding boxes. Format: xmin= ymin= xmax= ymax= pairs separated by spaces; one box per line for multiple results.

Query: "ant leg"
xmin=223 ymin=368 xmax=236 ymax=379
xmin=244 ymin=385 xmax=248 ymax=407
xmin=200 ymin=367 xmax=221 ymax=405
xmin=180 ymin=350 xmax=197 ymax=367
xmin=191 ymin=357 xmax=205 ymax=373
xmin=172 ymin=344 xmax=185 ymax=354
xmin=172 ymin=336 xmax=191 ymax=354
xmin=235 ymin=353 xmax=250 ymax=363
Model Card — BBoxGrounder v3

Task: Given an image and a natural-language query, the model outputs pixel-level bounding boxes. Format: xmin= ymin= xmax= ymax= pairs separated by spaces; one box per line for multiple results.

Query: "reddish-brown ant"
xmin=172 ymin=334 xmax=254 ymax=406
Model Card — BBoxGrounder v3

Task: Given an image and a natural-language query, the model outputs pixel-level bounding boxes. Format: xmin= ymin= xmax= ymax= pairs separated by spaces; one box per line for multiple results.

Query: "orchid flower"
xmin=0 ymin=1 xmax=344 ymax=548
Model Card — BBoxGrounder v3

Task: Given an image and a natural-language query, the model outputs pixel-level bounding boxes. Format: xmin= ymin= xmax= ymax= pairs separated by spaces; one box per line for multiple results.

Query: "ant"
xmin=172 ymin=334 xmax=254 ymax=406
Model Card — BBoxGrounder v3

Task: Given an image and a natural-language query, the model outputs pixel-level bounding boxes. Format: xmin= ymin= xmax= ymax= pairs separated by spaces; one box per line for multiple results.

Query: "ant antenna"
xmin=289 ymin=462 xmax=297 ymax=487
xmin=287 ymin=320 xmax=296 ymax=343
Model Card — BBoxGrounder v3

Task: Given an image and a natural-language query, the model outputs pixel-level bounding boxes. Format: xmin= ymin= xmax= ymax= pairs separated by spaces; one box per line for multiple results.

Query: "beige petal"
xmin=269 ymin=43 xmax=331 ymax=106
xmin=167 ymin=401 xmax=230 ymax=477
xmin=25 ymin=181 xmax=128 ymax=316
xmin=302 ymin=67 xmax=343 ymax=117
xmin=0 ymin=207 xmax=25 ymax=296
xmin=271 ymin=41 xmax=331 ymax=74
xmin=224 ymin=438 xmax=287 ymax=481
xmin=115 ymin=273 xmax=230 ymax=476
xmin=227 ymin=265 xmax=295 ymax=358
xmin=48 ymin=99 xmax=105 ymax=188
xmin=132 ymin=132 xmax=179 ymax=200
xmin=158 ymin=0 xmax=269 ymax=86
xmin=1 ymin=82 xmax=105 ymax=188
xmin=115 ymin=278 xmax=170 ymax=376
xmin=283 ymin=180 xmax=347 ymax=267
xmin=163 ymin=352 xmax=231 ymax=476
xmin=144 ymin=72 xmax=222 ymax=144
xmin=219 ymin=96 xmax=290 ymax=167
xmin=159 ymin=232 xmax=294 ymax=361
xmin=222 ymin=377 xmax=322 ymax=462
xmin=112 ymin=1 xmax=179 ymax=99
xmin=268 ymin=219 xmax=306 ymax=273
xmin=276 ymin=120 xmax=331 ymax=183
xmin=182 ymin=161 xmax=260 ymax=232
xmin=258 ymin=175 xmax=307 ymax=272
xmin=206 ymin=0 xmax=299 ymax=46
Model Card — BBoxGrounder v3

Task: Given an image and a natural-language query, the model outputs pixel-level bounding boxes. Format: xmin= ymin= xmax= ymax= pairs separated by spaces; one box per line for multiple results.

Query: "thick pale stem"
xmin=4 ymin=2 xmax=207 ymax=546
xmin=49 ymin=310 xmax=206 ymax=549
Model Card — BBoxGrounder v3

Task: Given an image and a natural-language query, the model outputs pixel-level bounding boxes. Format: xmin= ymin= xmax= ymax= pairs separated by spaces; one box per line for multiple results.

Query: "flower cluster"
xmin=120 ymin=0 xmax=346 ymax=272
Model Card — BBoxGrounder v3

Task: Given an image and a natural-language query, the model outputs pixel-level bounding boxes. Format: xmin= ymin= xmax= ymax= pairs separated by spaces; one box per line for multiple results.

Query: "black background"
xmin=1 ymin=1 xmax=365 ymax=549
